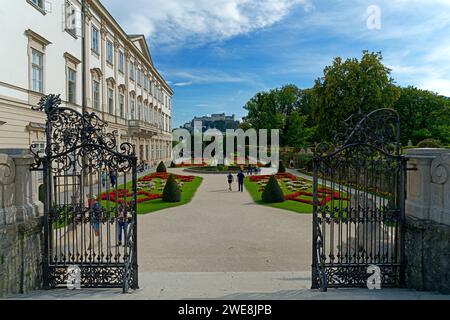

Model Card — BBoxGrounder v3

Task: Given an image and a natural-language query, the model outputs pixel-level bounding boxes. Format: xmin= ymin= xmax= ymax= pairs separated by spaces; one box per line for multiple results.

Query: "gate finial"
xmin=32 ymin=94 xmax=62 ymax=114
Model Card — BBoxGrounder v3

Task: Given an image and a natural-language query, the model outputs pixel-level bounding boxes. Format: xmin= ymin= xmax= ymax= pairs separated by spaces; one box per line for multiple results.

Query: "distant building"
xmin=182 ymin=113 xmax=240 ymax=132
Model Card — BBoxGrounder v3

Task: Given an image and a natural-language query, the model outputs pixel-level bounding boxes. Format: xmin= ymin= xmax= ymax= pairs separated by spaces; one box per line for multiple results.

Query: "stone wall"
xmin=0 ymin=152 xmax=43 ymax=298
xmin=405 ymin=148 xmax=450 ymax=294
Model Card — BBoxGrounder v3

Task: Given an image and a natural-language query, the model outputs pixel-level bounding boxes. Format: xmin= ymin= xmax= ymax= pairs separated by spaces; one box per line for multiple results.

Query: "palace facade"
xmin=0 ymin=0 xmax=173 ymax=165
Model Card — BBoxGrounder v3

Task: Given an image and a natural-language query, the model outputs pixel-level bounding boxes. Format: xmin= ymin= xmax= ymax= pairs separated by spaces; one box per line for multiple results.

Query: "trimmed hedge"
xmin=156 ymin=161 xmax=167 ymax=173
xmin=262 ymin=175 xmax=285 ymax=203
xmin=417 ymin=139 xmax=443 ymax=148
xmin=162 ymin=174 xmax=181 ymax=202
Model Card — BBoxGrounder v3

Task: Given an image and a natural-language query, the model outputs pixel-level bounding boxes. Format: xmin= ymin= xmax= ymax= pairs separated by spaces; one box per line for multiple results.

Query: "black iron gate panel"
xmin=312 ymin=109 xmax=406 ymax=291
xmin=31 ymin=95 xmax=138 ymax=292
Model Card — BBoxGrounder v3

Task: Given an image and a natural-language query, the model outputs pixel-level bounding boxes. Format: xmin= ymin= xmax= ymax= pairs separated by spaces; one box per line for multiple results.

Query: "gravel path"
xmin=137 ymin=168 xmax=313 ymax=272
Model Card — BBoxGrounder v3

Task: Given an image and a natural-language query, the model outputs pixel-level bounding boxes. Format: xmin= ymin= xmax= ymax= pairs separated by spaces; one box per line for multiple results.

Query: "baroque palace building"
xmin=0 ymin=0 xmax=173 ymax=165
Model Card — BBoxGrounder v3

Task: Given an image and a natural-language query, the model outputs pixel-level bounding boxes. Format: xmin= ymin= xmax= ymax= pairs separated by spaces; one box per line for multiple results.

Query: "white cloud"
xmin=103 ymin=0 xmax=310 ymax=46
xmin=173 ymin=81 xmax=193 ymax=87
xmin=420 ymin=78 xmax=450 ymax=96
xmin=165 ymin=68 xmax=261 ymax=86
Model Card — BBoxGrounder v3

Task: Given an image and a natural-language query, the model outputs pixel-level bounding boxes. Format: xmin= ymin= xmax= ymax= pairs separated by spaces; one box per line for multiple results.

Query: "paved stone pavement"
xmin=138 ymin=167 xmax=312 ymax=272
xmin=9 ymin=272 xmax=450 ymax=300
xmin=6 ymin=168 xmax=450 ymax=300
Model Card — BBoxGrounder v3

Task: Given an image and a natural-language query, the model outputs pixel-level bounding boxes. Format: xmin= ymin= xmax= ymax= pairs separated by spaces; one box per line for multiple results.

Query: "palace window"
xmin=108 ymin=88 xmax=114 ymax=114
xmin=29 ymin=0 xmax=45 ymax=12
xmin=106 ymin=40 xmax=113 ymax=64
xmin=92 ymin=80 xmax=100 ymax=110
xmin=130 ymin=97 xmax=135 ymax=119
xmin=118 ymin=51 xmax=124 ymax=73
xmin=65 ymin=1 xmax=77 ymax=36
xmin=138 ymin=100 xmax=142 ymax=120
xmin=67 ymin=67 xmax=76 ymax=104
xmin=119 ymin=94 xmax=125 ymax=118
xmin=137 ymin=69 xmax=142 ymax=86
xmin=144 ymin=75 xmax=148 ymax=91
xmin=31 ymin=141 xmax=46 ymax=155
xmin=129 ymin=62 xmax=135 ymax=81
xmin=91 ymin=25 xmax=99 ymax=53
xmin=31 ymin=49 xmax=44 ymax=93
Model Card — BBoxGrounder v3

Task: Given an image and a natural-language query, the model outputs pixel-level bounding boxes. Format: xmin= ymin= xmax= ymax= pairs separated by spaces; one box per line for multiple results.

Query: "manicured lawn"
xmin=100 ymin=175 xmax=203 ymax=214
xmin=136 ymin=176 xmax=203 ymax=214
xmin=244 ymin=176 xmax=313 ymax=214
xmin=244 ymin=173 xmax=349 ymax=214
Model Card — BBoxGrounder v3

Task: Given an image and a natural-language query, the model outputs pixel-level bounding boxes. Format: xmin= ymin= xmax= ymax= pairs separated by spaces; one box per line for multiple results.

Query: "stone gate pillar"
xmin=0 ymin=151 xmax=43 ymax=298
xmin=405 ymin=148 xmax=450 ymax=294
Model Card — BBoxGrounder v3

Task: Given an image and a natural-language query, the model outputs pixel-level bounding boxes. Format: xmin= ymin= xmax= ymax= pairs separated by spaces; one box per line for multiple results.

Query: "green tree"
xmin=393 ymin=86 xmax=450 ymax=145
xmin=243 ymin=84 xmax=315 ymax=147
xmin=243 ymin=91 xmax=285 ymax=131
xmin=283 ymin=110 xmax=313 ymax=148
xmin=311 ymin=51 xmax=400 ymax=141
xmin=238 ymin=121 xmax=252 ymax=131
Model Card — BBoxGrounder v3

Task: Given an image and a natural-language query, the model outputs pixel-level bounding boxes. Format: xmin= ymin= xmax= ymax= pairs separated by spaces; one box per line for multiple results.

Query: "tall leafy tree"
xmin=243 ymin=84 xmax=315 ymax=147
xmin=393 ymin=86 xmax=450 ymax=145
xmin=283 ymin=110 xmax=313 ymax=148
xmin=311 ymin=51 xmax=400 ymax=141
xmin=243 ymin=91 xmax=284 ymax=131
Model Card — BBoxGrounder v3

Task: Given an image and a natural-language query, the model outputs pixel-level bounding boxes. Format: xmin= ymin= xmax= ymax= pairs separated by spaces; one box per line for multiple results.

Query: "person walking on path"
xmin=237 ymin=170 xmax=245 ymax=192
xmin=227 ymin=172 xmax=234 ymax=191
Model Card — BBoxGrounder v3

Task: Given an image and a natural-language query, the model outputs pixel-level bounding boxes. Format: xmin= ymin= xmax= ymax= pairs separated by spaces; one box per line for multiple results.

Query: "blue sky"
xmin=102 ymin=0 xmax=450 ymax=127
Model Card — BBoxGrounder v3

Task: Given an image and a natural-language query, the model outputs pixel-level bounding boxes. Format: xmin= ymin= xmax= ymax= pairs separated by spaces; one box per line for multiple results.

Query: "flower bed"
xmin=284 ymin=188 xmax=348 ymax=205
xmin=249 ymin=172 xmax=299 ymax=183
xmin=139 ymin=172 xmax=195 ymax=182
xmin=100 ymin=189 xmax=162 ymax=205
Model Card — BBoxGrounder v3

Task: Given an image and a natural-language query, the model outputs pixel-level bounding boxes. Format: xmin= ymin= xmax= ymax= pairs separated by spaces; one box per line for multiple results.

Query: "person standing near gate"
xmin=101 ymin=169 xmax=107 ymax=188
xmin=237 ymin=170 xmax=245 ymax=192
xmin=117 ymin=203 xmax=126 ymax=246
xmin=109 ymin=169 xmax=117 ymax=188
xmin=91 ymin=198 xmax=101 ymax=237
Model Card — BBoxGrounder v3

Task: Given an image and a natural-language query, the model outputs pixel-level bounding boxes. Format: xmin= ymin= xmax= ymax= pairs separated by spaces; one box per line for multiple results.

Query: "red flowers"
xmin=100 ymin=189 xmax=162 ymax=205
xmin=284 ymin=188 xmax=348 ymax=205
xmin=139 ymin=172 xmax=195 ymax=182
xmin=250 ymin=172 xmax=300 ymax=183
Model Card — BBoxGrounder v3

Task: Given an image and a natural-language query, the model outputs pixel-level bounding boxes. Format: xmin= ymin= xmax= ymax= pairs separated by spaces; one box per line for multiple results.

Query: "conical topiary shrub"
xmin=162 ymin=174 xmax=181 ymax=202
xmin=170 ymin=161 xmax=177 ymax=168
xmin=278 ymin=160 xmax=286 ymax=173
xmin=156 ymin=161 xmax=167 ymax=173
xmin=262 ymin=175 xmax=285 ymax=203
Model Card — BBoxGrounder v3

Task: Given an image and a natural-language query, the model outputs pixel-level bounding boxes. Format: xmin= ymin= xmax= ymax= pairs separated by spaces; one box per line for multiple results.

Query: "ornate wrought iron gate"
xmin=312 ymin=109 xmax=406 ymax=291
xmin=31 ymin=95 xmax=138 ymax=292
